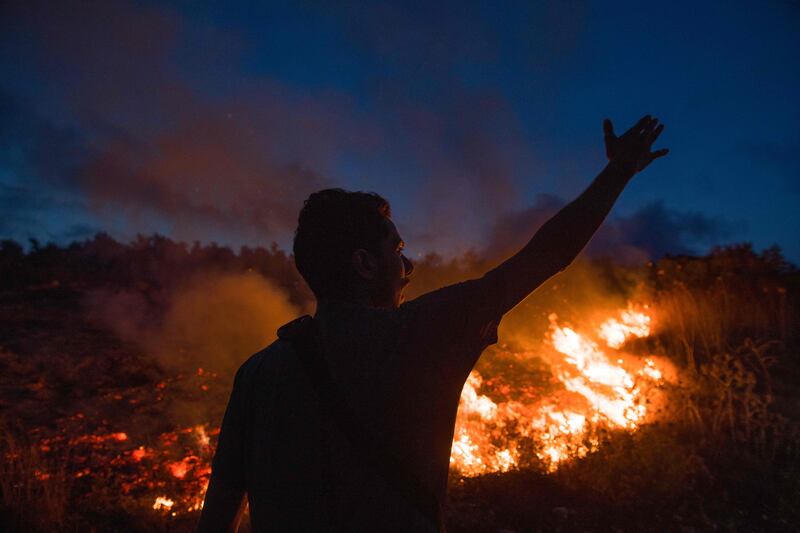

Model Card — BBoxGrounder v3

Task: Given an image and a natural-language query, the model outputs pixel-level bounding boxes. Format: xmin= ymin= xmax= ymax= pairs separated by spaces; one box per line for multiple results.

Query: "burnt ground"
xmin=2 ymin=238 xmax=800 ymax=532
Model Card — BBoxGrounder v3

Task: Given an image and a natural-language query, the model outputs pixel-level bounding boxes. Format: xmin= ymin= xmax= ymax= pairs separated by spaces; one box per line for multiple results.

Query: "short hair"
xmin=293 ymin=188 xmax=391 ymax=299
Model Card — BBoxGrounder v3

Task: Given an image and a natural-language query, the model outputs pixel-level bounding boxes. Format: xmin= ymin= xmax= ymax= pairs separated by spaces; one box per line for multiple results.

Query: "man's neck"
xmin=316 ymin=288 xmax=373 ymax=310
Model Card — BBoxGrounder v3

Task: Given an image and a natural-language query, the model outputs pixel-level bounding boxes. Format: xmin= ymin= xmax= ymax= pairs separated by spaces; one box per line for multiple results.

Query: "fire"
xmin=195 ymin=425 xmax=210 ymax=447
xmin=153 ymin=496 xmax=175 ymax=511
xmin=131 ymin=446 xmax=147 ymax=461
xmin=23 ymin=302 xmax=665 ymax=518
xmin=449 ymin=373 xmax=521 ymax=476
xmin=168 ymin=457 xmax=193 ymax=479
xmin=598 ymin=306 xmax=651 ymax=349
xmin=450 ymin=304 xmax=664 ymax=475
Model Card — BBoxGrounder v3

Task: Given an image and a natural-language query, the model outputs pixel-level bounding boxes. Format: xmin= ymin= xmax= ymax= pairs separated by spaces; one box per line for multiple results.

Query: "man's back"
xmin=211 ymin=281 xmax=502 ymax=531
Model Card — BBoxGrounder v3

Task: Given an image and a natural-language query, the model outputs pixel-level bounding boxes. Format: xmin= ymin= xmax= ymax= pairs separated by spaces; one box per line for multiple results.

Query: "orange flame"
xmin=450 ymin=304 xmax=664 ymax=475
xmin=153 ymin=496 xmax=174 ymax=511
xmin=49 ymin=304 xmax=665 ymax=514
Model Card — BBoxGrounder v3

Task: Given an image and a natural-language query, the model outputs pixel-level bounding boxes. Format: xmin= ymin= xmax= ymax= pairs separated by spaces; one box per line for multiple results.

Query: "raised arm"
xmin=486 ymin=115 xmax=668 ymax=314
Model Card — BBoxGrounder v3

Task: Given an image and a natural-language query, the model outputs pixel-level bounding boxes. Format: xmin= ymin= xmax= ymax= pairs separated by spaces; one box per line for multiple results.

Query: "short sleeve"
xmin=398 ymin=275 xmax=504 ymax=384
xmin=210 ymin=365 xmax=249 ymax=490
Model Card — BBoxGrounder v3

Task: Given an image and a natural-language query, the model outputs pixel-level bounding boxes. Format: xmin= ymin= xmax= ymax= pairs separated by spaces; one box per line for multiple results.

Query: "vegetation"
xmin=1 ymin=235 xmax=798 ymax=532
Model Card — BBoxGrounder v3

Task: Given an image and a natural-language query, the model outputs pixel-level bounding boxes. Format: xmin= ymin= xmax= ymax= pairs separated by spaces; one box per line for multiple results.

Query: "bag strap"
xmin=287 ymin=316 xmax=444 ymax=531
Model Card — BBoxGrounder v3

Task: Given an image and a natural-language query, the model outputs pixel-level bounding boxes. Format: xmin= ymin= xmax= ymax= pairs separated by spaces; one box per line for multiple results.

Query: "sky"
xmin=1 ymin=0 xmax=798 ymax=263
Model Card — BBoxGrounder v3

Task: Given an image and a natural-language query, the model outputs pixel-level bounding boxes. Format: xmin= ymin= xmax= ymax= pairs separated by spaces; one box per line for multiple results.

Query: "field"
xmin=1 ymin=235 xmax=799 ymax=532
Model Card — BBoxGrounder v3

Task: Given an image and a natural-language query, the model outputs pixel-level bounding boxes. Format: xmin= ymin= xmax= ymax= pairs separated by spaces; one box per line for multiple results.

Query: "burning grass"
xmin=450 ymin=306 xmax=669 ymax=477
xmin=1 ymin=237 xmax=799 ymax=531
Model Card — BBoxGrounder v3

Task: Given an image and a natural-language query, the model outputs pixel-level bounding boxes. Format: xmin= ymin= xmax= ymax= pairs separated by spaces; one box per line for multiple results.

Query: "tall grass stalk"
xmin=0 ymin=421 xmax=71 ymax=531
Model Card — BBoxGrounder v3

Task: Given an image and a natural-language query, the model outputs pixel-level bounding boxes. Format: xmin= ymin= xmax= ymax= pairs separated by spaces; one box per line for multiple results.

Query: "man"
xmin=197 ymin=116 xmax=668 ymax=532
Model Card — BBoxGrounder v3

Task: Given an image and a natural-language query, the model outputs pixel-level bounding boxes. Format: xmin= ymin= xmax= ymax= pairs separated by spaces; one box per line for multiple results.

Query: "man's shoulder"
xmin=234 ymin=331 xmax=299 ymax=386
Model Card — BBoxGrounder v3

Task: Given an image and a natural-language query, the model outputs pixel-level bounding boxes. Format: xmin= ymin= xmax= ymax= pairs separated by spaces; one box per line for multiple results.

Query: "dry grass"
xmin=2 ymin=240 xmax=799 ymax=531
xmin=0 ymin=421 xmax=71 ymax=532
xmin=448 ymin=249 xmax=800 ymax=531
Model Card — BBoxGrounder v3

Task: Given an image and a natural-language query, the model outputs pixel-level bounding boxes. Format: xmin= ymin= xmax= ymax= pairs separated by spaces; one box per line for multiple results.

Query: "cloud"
xmin=307 ymin=1 xmax=586 ymax=252
xmin=483 ymin=193 xmax=564 ymax=260
xmin=5 ymin=0 xmax=526 ymax=251
xmin=594 ymin=200 xmax=734 ymax=259
xmin=2 ymin=0 xmax=594 ymax=255
xmin=6 ymin=1 xmax=377 ymax=245
xmin=484 ymin=196 xmax=733 ymax=264
xmin=6 ymin=0 xmax=741 ymax=265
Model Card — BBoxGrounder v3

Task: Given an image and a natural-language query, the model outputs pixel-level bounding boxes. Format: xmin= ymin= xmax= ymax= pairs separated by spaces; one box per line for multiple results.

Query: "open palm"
xmin=603 ymin=115 xmax=669 ymax=173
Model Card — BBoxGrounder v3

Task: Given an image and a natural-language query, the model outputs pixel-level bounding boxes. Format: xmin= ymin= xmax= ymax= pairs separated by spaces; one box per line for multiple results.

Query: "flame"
xmin=449 ymin=304 xmax=664 ymax=475
xmin=598 ymin=306 xmax=651 ymax=349
xmin=459 ymin=373 xmax=498 ymax=420
xmin=131 ymin=446 xmax=147 ymax=461
xmin=153 ymin=496 xmax=174 ymax=511
xmin=168 ymin=457 xmax=194 ymax=479
xmin=27 ymin=302 xmax=665 ymax=514
xmin=195 ymin=425 xmax=210 ymax=447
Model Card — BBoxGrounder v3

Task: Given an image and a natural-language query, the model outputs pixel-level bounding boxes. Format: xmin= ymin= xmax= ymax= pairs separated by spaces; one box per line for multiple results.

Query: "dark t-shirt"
xmin=210 ymin=277 xmax=503 ymax=531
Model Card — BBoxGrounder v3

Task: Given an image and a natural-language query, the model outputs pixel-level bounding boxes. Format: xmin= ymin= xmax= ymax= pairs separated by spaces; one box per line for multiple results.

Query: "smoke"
xmin=406 ymin=194 xmax=733 ymax=352
xmin=483 ymin=194 xmax=565 ymax=261
xmin=2 ymin=0 xmax=591 ymax=256
xmin=4 ymin=0 xmax=734 ymax=274
xmin=6 ymin=0 xmax=382 ymax=245
xmin=74 ymin=108 xmax=333 ymax=244
xmin=326 ymin=1 xmax=586 ymax=253
xmin=88 ymin=270 xmax=301 ymax=380
xmin=156 ymin=271 xmax=300 ymax=375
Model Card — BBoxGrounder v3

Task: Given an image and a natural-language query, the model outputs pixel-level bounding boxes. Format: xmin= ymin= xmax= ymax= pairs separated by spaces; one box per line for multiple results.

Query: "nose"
xmin=402 ymin=254 xmax=414 ymax=277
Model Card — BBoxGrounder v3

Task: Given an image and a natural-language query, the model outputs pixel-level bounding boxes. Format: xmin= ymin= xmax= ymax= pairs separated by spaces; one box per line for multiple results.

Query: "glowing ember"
xmin=168 ymin=457 xmax=194 ymax=479
xmin=131 ymin=446 xmax=147 ymax=461
xmin=195 ymin=425 xmax=210 ymax=447
xmin=450 ymin=304 xmax=665 ymax=475
xmin=24 ymin=303 xmax=665 ymax=514
xmin=153 ymin=496 xmax=175 ymax=511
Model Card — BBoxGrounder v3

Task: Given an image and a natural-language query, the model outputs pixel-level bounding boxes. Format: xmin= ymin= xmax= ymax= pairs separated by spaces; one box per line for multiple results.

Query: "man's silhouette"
xmin=197 ymin=116 xmax=668 ymax=532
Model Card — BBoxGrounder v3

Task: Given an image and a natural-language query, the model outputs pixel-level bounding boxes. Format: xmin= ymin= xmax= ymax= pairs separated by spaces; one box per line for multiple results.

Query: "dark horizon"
xmin=3 ymin=228 xmax=798 ymax=272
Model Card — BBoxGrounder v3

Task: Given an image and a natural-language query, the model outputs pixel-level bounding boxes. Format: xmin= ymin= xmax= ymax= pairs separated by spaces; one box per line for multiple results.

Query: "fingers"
xmin=624 ymin=115 xmax=652 ymax=137
xmin=603 ymin=119 xmax=615 ymax=138
xmin=643 ymin=148 xmax=669 ymax=168
xmin=605 ymin=115 xmax=667 ymax=169
xmin=646 ymin=122 xmax=664 ymax=146
xmin=650 ymin=148 xmax=669 ymax=159
xmin=638 ymin=147 xmax=670 ymax=172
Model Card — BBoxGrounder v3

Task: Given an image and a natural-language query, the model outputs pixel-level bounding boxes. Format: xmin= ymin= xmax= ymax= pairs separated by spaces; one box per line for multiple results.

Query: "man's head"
xmin=293 ymin=189 xmax=414 ymax=308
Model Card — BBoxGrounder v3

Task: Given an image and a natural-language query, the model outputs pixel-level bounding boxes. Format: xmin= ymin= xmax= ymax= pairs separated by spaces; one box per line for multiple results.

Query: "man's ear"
xmin=352 ymin=248 xmax=377 ymax=280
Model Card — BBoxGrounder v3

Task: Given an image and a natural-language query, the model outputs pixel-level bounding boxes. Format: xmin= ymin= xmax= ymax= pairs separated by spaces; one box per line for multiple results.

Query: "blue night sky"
xmin=1 ymin=0 xmax=798 ymax=263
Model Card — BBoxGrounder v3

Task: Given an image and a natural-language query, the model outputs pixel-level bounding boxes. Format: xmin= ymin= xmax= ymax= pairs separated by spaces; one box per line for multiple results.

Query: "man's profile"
xmin=197 ymin=116 xmax=668 ymax=532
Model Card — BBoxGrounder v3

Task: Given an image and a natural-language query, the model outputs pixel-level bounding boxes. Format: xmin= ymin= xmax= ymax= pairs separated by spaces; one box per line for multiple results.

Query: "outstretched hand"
xmin=603 ymin=115 xmax=669 ymax=173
